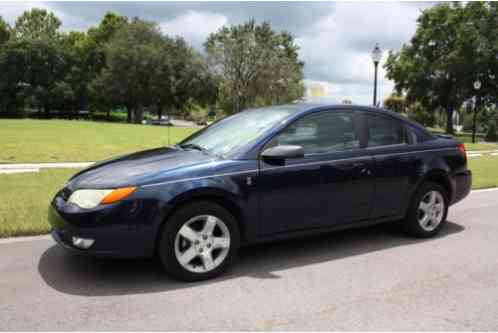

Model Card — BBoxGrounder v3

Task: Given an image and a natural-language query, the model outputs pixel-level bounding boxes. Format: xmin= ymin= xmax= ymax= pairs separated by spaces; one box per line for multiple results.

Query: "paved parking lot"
xmin=1 ymin=189 xmax=498 ymax=330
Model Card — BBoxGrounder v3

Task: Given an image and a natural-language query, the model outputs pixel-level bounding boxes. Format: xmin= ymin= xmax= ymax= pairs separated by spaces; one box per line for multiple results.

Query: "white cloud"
xmin=160 ymin=11 xmax=228 ymax=49
xmin=296 ymin=2 xmax=428 ymax=105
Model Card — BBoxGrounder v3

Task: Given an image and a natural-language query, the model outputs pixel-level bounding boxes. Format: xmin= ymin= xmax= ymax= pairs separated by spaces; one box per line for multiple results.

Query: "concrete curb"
xmin=0 ymin=235 xmax=51 ymax=244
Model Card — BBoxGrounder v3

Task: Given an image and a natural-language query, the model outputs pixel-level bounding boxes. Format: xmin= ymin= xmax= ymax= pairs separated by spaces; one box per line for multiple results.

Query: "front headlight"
xmin=67 ymin=187 xmax=136 ymax=209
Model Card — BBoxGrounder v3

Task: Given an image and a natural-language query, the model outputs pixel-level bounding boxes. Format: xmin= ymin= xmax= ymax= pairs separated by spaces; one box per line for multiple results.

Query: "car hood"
xmin=68 ymin=147 xmax=218 ymax=189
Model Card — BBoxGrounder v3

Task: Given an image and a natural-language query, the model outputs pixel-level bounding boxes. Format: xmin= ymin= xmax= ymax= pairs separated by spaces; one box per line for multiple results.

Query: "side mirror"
xmin=261 ymin=145 xmax=304 ymax=161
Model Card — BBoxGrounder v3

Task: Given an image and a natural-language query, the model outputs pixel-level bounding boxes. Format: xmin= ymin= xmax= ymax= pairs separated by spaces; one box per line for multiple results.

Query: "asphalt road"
xmin=2 ymin=189 xmax=498 ymax=330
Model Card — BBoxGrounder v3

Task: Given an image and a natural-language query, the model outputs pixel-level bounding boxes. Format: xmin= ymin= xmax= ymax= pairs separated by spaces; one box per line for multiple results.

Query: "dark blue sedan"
xmin=49 ymin=104 xmax=472 ymax=281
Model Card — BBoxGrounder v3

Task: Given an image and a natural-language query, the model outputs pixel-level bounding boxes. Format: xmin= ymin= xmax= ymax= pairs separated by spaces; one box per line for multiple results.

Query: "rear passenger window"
xmin=406 ymin=125 xmax=434 ymax=144
xmin=366 ymin=115 xmax=407 ymax=147
xmin=412 ymin=126 xmax=433 ymax=143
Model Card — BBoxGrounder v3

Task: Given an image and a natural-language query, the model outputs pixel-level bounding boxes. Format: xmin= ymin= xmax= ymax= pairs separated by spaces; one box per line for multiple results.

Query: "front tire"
xmin=158 ymin=201 xmax=240 ymax=281
xmin=402 ymin=182 xmax=448 ymax=238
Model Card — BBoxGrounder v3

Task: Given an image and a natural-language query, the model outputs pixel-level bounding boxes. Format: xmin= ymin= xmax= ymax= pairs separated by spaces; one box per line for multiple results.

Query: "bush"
xmin=90 ymin=111 xmax=128 ymax=123
xmin=485 ymin=122 xmax=497 ymax=142
xmin=187 ymin=105 xmax=208 ymax=124
xmin=407 ymin=102 xmax=434 ymax=127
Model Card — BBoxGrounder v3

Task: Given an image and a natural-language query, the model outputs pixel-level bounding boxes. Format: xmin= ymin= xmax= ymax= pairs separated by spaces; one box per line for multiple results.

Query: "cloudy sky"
xmin=1 ymin=1 xmax=434 ymax=105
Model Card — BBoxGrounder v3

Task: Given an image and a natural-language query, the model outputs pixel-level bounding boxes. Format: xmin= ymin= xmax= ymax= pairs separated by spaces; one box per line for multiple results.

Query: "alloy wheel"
xmin=174 ymin=215 xmax=231 ymax=273
xmin=418 ymin=190 xmax=445 ymax=232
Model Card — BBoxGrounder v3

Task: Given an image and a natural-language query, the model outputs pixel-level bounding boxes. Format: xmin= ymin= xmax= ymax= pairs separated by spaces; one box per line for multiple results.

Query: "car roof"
xmin=245 ymin=102 xmax=428 ymax=131
xmin=246 ymin=102 xmax=394 ymax=115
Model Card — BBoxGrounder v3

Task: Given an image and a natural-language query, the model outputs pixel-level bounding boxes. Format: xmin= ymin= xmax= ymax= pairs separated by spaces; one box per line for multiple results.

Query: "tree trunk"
xmin=134 ymin=107 xmax=143 ymax=124
xmin=44 ymin=102 xmax=50 ymax=119
xmin=157 ymin=104 xmax=163 ymax=121
xmin=445 ymin=105 xmax=454 ymax=135
xmin=126 ymin=107 xmax=132 ymax=123
xmin=106 ymin=108 xmax=111 ymax=120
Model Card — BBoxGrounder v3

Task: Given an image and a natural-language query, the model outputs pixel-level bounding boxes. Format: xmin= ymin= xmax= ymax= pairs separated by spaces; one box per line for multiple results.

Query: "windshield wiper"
xmin=179 ymin=143 xmax=206 ymax=152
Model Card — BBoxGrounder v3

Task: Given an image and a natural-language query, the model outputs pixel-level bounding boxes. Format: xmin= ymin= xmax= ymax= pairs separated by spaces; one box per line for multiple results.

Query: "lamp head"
xmin=371 ymin=43 xmax=382 ymax=64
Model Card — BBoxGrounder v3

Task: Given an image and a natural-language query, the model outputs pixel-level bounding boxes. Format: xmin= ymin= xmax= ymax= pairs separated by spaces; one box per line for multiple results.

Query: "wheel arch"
xmin=154 ymin=187 xmax=248 ymax=253
xmin=414 ymin=169 xmax=453 ymax=203
xmin=401 ymin=169 xmax=453 ymax=219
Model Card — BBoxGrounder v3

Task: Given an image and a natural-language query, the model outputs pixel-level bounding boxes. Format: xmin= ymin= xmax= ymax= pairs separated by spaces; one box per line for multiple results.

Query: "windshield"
xmin=179 ymin=108 xmax=295 ymax=157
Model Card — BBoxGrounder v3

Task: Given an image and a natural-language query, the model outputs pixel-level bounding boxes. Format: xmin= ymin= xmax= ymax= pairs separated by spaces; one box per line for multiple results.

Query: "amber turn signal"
xmin=100 ymin=187 xmax=137 ymax=204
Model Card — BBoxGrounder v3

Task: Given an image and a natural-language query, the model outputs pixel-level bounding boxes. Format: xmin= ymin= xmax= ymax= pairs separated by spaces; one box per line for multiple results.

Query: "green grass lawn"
xmin=468 ymin=156 xmax=498 ymax=190
xmin=1 ymin=156 xmax=497 ymax=238
xmin=464 ymin=142 xmax=498 ymax=151
xmin=0 ymin=169 xmax=77 ymax=237
xmin=0 ymin=119 xmax=197 ymax=163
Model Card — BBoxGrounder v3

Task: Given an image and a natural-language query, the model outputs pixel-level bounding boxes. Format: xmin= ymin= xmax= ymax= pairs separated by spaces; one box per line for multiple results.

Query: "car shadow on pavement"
xmin=38 ymin=221 xmax=464 ymax=296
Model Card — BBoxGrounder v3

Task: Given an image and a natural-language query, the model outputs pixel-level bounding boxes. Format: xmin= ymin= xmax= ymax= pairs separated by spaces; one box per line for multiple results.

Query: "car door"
xmin=257 ymin=110 xmax=375 ymax=235
xmin=363 ymin=112 xmax=415 ymax=219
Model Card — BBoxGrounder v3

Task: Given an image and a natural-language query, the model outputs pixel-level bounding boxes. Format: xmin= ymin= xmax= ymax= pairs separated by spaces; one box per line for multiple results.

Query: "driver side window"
xmin=271 ymin=112 xmax=359 ymax=155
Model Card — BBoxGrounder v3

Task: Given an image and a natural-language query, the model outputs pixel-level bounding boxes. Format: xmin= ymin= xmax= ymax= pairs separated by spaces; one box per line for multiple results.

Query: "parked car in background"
xmin=49 ymin=103 xmax=472 ymax=281
xmin=144 ymin=115 xmax=172 ymax=126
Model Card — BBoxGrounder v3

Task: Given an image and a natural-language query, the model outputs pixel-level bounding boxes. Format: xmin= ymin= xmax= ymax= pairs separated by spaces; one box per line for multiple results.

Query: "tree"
xmin=0 ymin=9 xmax=67 ymax=116
xmin=13 ymin=8 xmax=61 ymax=40
xmin=94 ymin=19 xmax=163 ymax=123
xmin=0 ymin=16 xmax=10 ymax=45
xmin=205 ymin=20 xmax=304 ymax=114
xmin=87 ymin=12 xmax=128 ymax=72
xmin=53 ymin=31 xmax=95 ymax=116
xmin=407 ymin=102 xmax=434 ymax=127
xmin=385 ymin=3 xmax=467 ymax=135
xmin=385 ymin=2 xmax=498 ymax=136
xmin=94 ymin=18 xmax=213 ymax=123
xmin=383 ymin=93 xmax=406 ymax=114
xmin=0 ymin=39 xmax=67 ymax=117
xmin=457 ymin=2 xmax=498 ymax=142
xmin=86 ymin=12 xmax=129 ymax=117
xmin=150 ymin=37 xmax=218 ymax=121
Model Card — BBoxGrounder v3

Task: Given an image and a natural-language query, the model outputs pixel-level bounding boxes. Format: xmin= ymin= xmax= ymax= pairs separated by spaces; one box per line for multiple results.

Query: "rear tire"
xmin=158 ymin=201 xmax=240 ymax=282
xmin=402 ymin=182 xmax=448 ymax=238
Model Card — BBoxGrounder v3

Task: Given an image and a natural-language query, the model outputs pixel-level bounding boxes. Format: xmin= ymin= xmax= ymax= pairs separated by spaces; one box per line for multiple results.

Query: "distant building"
xmin=306 ymin=82 xmax=328 ymax=98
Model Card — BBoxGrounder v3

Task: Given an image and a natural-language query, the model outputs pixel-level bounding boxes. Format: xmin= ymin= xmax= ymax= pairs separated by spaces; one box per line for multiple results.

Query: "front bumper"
xmin=48 ymin=195 xmax=161 ymax=258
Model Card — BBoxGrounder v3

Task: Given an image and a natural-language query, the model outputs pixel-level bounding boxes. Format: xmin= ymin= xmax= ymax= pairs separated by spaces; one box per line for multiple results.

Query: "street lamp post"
xmin=472 ymin=79 xmax=482 ymax=144
xmin=371 ymin=44 xmax=382 ymax=107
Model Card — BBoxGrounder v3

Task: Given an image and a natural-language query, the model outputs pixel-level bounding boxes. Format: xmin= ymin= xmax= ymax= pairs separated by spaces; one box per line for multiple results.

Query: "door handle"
xmin=359 ymin=167 xmax=373 ymax=177
xmin=352 ymin=161 xmax=373 ymax=177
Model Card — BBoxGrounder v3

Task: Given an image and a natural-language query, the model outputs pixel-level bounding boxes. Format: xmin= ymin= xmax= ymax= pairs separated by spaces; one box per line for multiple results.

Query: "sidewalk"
xmin=0 ymin=162 xmax=93 ymax=174
xmin=467 ymin=149 xmax=498 ymax=158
